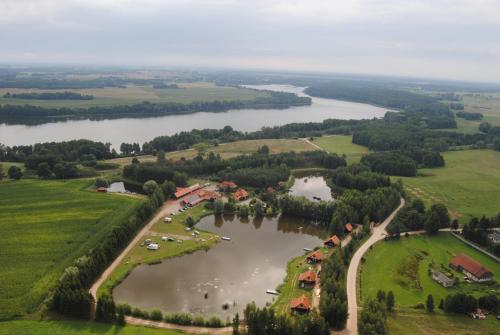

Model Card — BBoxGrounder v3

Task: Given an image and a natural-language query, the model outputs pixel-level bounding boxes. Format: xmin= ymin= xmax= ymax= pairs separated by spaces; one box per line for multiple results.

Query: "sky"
xmin=1 ymin=0 xmax=500 ymax=82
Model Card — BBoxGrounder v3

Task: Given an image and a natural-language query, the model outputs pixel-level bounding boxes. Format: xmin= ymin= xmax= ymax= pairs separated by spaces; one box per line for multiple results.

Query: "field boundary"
xmin=450 ymin=232 xmax=500 ymax=262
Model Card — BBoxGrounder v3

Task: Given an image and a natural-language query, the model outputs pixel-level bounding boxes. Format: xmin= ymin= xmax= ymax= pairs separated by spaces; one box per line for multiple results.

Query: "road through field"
xmin=344 ymin=198 xmax=405 ymax=335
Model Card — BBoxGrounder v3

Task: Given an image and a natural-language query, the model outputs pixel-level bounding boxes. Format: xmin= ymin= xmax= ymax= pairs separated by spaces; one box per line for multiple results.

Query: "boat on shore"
xmin=266 ymin=290 xmax=279 ymax=295
xmin=221 ymin=236 xmax=231 ymax=241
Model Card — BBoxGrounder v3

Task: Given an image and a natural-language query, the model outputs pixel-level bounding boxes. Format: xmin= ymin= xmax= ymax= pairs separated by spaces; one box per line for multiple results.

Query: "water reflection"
xmin=113 ymin=214 xmax=326 ymax=318
xmin=289 ymin=175 xmax=333 ymax=201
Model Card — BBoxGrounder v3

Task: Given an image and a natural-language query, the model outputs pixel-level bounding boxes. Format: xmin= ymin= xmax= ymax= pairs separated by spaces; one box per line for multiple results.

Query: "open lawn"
xmin=0 ymin=82 xmax=268 ymax=108
xmin=0 ymin=179 xmax=142 ymax=320
xmin=99 ymin=205 xmax=218 ymax=297
xmin=312 ymin=135 xmax=369 ymax=163
xmin=360 ymin=233 xmax=500 ymax=308
xmin=398 ymin=149 xmax=500 ymax=222
xmin=0 ymin=320 xmax=183 ymax=335
xmin=107 ymin=138 xmax=318 ymax=166
xmin=387 ymin=309 xmax=499 ymax=335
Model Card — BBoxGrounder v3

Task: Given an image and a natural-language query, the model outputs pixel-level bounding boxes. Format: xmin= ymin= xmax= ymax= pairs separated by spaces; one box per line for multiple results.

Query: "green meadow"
xmin=0 ymin=82 xmax=268 ymax=108
xmin=0 ymin=320 xmax=182 ymax=335
xmin=0 ymin=179 xmax=142 ymax=320
xmin=360 ymin=233 xmax=500 ymax=307
xmin=398 ymin=149 xmax=500 ymax=222
xmin=312 ymin=135 xmax=369 ymax=163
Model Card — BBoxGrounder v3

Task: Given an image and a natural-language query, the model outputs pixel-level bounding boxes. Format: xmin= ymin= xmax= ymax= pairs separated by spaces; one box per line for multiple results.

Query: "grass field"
xmin=398 ymin=149 xmax=500 ymax=222
xmin=107 ymin=138 xmax=318 ymax=166
xmin=0 ymin=82 xmax=268 ymax=108
xmin=387 ymin=309 xmax=499 ymax=335
xmin=0 ymin=179 xmax=142 ymax=320
xmin=360 ymin=233 xmax=500 ymax=308
xmin=0 ymin=320 xmax=183 ymax=335
xmin=99 ymin=205 xmax=218 ymax=297
xmin=312 ymin=135 xmax=369 ymax=163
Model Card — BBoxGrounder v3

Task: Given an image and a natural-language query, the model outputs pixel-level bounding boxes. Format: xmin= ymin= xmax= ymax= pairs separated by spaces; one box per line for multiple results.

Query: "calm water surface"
xmin=0 ymin=85 xmax=389 ymax=148
xmin=289 ymin=175 xmax=333 ymax=201
xmin=113 ymin=215 xmax=326 ymax=318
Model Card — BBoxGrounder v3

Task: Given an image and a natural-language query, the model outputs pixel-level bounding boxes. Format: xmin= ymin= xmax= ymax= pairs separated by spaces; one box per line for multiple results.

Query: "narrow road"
xmin=344 ymin=198 xmax=405 ymax=335
xmin=301 ymin=137 xmax=324 ymax=151
xmin=89 ymin=199 xmax=181 ymax=298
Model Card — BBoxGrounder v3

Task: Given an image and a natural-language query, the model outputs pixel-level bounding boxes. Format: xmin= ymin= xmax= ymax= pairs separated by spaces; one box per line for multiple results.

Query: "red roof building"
xmin=306 ymin=250 xmax=325 ymax=264
xmin=174 ymin=183 xmax=202 ymax=199
xmin=324 ymin=235 xmax=341 ymax=248
xmin=219 ymin=181 xmax=237 ymax=190
xmin=345 ymin=223 xmax=353 ymax=233
xmin=233 ymin=188 xmax=249 ymax=201
xmin=298 ymin=270 xmax=317 ymax=287
xmin=450 ymin=254 xmax=493 ymax=282
xmin=290 ymin=294 xmax=311 ymax=314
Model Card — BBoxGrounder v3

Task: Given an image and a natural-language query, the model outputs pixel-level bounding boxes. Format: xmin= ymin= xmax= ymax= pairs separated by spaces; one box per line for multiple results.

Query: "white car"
xmin=164 ymin=217 xmax=172 ymax=223
xmin=147 ymin=243 xmax=159 ymax=250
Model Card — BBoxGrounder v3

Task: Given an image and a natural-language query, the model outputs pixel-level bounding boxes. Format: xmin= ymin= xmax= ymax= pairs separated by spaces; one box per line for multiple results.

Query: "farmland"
xmin=312 ymin=135 xmax=369 ymax=163
xmin=360 ymin=233 xmax=500 ymax=307
xmin=398 ymin=149 xmax=500 ymax=222
xmin=0 ymin=179 xmax=142 ymax=320
xmin=0 ymin=320 xmax=183 ymax=335
xmin=0 ymin=82 xmax=269 ymax=108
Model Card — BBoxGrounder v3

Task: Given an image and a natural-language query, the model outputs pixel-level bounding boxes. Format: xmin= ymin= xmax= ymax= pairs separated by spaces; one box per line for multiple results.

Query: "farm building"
xmin=298 ymin=270 xmax=317 ymax=288
xmin=290 ymin=294 xmax=311 ymax=314
xmin=306 ymin=250 xmax=325 ymax=264
xmin=345 ymin=223 xmax=353 ymax=233
xmin=233 ymin=188 xmax=249 ymax=201
xmin=324 ymin=235 xmax=341 ymax=248
xmin=219 ymin=181 xmax=237 ymax=191
xmin=174 ymin=184 xmax=202 ymax=199
xmin=181 ymin=189 xmax=221 ymax=206
xmin=432 ymin=271 xmax=454 ymax=287
xmin=449 ymin=254 xmax=493 ymax=282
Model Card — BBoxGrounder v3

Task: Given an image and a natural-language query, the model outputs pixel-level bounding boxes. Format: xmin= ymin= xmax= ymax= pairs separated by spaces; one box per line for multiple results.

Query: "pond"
xmin=289 ymin=175 xmax=334 ymax=201
xmin=0 ymin=85 xmax=390 ymax=148
xmin=113 ymin=214 xmax=326 ymax=318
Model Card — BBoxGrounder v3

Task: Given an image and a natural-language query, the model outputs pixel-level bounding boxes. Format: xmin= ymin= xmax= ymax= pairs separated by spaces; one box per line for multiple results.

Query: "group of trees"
xmin=330 ymin=163 xmax=391 ymax=191
xmin=461 ymin=213 xmax=500 ymax=257
xmin=51 ymin=183 xmax=165 ymax=318
xmin=443 ymin=293 xmax=498 ymax=315
xmin=456 ymin=111 xmax=482 ymax=120
xmin=243 ymin=303 xmax=329 ymax=335
xmin=3 ymin=91 xmax=94 ymax=100
xmin=388 ymin=200 xmax=450 ymax=235
xmin=360 ymin=152 xmax=417 ymax=177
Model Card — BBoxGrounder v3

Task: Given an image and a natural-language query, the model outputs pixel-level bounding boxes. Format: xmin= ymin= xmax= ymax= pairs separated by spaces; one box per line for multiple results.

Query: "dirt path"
xmin=126 ymin=316 xmax=233 ymax=334
xmin=344 ymin=198 xmax=405 ymax=335
xmin=89 ymin=199 xmax=181 ymax=298
xmin=301 ymin=137 xmax=324 ymax=151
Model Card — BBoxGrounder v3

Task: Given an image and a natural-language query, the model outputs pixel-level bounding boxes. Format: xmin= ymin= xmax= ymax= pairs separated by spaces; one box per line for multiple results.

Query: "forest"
xmin=3 ymin=91 xmax=94 ymax=100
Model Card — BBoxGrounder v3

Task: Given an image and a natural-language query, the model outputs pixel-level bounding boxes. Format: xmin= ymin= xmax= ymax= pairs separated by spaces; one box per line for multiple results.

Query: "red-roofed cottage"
xmin=306 ymin=250 xmax=325 ymax=264
xmin=324 ymin=235 xmax=341 ymax=248
xmin=290 ymin=294 xmax=311 ymax=314
xmin=450 ymin=254 xmax=493 ymax=282
xmin=298 ymin=270 xmax=317 ymax=288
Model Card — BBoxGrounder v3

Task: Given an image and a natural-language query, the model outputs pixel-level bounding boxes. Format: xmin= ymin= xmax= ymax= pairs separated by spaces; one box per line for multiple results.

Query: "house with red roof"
xmin=219 ymin=181 xmax=237 ymax=191
xmin=298 ymin=270 xmax=317 ymax=288
xmin=324 ymin=235 xmax=341 ymax=248
xmin=306 ymin=250 xmax=325 ymax=264
xmin=290 ymin=294 xmax=311 ymax=314
xmin=345 ymin=223 xmax=353 ymax=233
xmin=174 ymin=184 xmax=202 ymax=199
xmin=450 ymin=254 xmax=493 ymax=282
xmin=233 ymin=188 xmax=249 ymax=201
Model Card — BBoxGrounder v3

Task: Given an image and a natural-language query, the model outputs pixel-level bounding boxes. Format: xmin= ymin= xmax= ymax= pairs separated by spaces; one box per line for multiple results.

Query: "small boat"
xmin=266 ymin=290 xmax=279 ymax=295
xmin=221 ymin=236 xmax=231 ymax=241
xmin=303 ymin=247 xmax=313 ymax=252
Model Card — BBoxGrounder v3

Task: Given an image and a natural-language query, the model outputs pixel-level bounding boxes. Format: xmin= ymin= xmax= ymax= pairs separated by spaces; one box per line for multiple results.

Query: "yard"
xmin=398 ymin=149 xmax=500 ymax=223
xmin=312 ymin=135 xmax=369 ymax=163
xmin=0 ymin=179 xmax=143 ymax=320
xmin=360 ymin=233 xmax=500 ymax=308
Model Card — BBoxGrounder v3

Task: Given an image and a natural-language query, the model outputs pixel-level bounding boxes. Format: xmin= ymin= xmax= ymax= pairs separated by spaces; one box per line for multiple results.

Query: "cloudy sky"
xmin=1 ymin=0 xmax=500 ymax=82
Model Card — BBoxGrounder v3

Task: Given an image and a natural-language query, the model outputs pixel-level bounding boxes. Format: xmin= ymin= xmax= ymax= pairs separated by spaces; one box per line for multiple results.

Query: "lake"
xmin=113 ymin=214 xmax=326 ymax=318
xmin=289 ymin=175 xmax=333 ymax=201
xmin=0 ymin=85 xmax=389 ymax=148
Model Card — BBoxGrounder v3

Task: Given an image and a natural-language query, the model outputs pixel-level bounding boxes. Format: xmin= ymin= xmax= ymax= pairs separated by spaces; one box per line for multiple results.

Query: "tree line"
xmin=461 ymin=213 xmax=500 ymax=257
xmin=3 ymin=91 xmax=94 ymax=100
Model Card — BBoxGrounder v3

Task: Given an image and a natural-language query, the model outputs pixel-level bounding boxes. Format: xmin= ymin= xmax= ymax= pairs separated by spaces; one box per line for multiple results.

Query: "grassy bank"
xmin=0 ymin=320 xmax=183 ymax=335
xmin=360 ymin=233 xmax=500 ymax=307
xmin=398 ymin=149 xmax=500 ymax=222
xmin=0 ymin=179 xmax=142 ymax=320
xmin=312 ymin=135 xmax=369 ymax=163
xmin=99 ymin=205 xmax=218 ymax=297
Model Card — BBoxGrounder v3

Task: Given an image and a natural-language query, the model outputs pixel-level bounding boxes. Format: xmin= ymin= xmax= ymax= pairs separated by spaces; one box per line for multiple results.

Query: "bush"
xmin=150 ymin=309 xmax=163 ymax=321
xmin=95 ymin=177 xmax=109 ymax=188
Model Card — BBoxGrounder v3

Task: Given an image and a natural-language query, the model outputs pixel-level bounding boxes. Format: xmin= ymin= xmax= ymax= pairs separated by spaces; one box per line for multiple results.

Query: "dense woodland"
xmin=461 ymin=214 xmax=500 ymax=257
xmin=3 ymin=91 xmax=94 ymax=100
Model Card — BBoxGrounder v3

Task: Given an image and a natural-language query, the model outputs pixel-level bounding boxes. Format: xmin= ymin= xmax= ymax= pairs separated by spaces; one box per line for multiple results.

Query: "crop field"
xmin=99 ymin=205 xmax=218 ymax=297
xmin=360 ymin=233 xmax=500 ymax=308
xmin=0 ymin=82 xmax=268 ymax=108
xmin=312 ymin=135 xmax=369 ymax=163
xmin=107 ymin=138 xmax=318 ymax=166
xmin=0 ymin=320 xmax=183 ymax=335
xmin=0 ymin=179 xmax=142 ymax=319
xmin=387 ymin=309 xmax=499 ymax=335
xmin=398 ymin=149 xmax=500 ymax=222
